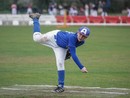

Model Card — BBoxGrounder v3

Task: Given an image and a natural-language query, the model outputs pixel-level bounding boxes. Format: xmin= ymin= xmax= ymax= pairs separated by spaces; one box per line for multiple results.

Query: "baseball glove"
xmin=65 ymin=49 xmax=71 ymax=60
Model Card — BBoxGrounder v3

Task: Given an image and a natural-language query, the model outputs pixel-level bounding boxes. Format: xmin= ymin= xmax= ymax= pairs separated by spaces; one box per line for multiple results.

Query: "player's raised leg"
xmin=29 ymin=13 xmax=42 ymax=42
xmin=29 ymin=13 xmax=41 ymax=33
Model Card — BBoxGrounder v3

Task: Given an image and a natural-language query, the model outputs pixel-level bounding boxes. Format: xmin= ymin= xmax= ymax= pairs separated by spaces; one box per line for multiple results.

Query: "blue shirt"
xmin=55 ymin=31 xmax=85 ymax=69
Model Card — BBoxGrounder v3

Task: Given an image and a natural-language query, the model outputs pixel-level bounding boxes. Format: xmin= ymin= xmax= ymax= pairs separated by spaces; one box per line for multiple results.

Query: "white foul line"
xmin=13 ymin=84 xmax=130 ymax=90
xmin=0 ymin=84 xmax=129 ymax=95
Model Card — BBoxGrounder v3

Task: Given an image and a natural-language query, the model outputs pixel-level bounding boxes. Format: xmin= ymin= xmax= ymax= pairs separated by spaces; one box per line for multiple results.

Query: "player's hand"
xmin=81 ymin=67 xmax=88 ymax=73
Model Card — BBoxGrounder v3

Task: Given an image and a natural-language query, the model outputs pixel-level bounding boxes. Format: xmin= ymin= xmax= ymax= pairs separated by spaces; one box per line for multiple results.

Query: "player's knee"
xmin=33 ymin=32 xmax=49 ymax=43
xmin=33 ymin=32 xmax=42 ymax=43
xmin=57 ymin=62 xmax=65 ymax=70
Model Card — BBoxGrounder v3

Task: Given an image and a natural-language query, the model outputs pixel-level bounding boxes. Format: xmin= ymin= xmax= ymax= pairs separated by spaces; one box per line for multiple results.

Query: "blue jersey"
xmin=55 ymin=31 xmax=85 ymax=69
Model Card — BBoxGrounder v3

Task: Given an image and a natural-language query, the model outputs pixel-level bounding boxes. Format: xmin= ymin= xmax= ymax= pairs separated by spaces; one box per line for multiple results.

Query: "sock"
xmin=58 ymin=70 xmax=65 ymax=88
xmin=33 ymin=18 xmax=40 ymax=33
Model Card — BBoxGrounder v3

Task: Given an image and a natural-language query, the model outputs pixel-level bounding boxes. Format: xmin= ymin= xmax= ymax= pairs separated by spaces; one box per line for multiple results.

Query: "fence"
xmin=0 ymin=14 xmax=130 ymax=26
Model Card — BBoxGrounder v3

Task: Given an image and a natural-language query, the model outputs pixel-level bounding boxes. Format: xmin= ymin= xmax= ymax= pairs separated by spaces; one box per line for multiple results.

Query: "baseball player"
xmin=29 ymin=13 xmax=90 ymax=93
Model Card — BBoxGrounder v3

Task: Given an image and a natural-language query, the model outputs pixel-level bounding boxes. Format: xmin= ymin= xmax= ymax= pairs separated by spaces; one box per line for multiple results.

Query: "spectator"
xmin=27 ymin=4 xmax=32 ymax=14
xmin=53 ymin=7 xmax=57 ymax=15
xmin=48 ymin=3 xmax=54 ymax=15
xmin=84 ymin=4 xmax=89 ymax=16
xmin=69 ymin=5 xmax=78 ymax=16
xmin=97 ymin=1 xmax=103 ymax=15
xmin=102 ymin=1 xmax=108 ymax=16
xmin=79 ymin=7 xmax=85 ymax=15
xmin=127 ymin=7 xmax=130 ymax=17
xmin=58 ymin=4 xmax=66 ymax=16
xmin=89 ymin=3 xmax=97 ymax=16
xmin=101 ymin=0 xmax=111 ymax=16
xmin=11 ymin=3 xmax=17 ymax=15
xmin=48 ymin=3 xmax=57 ymax=15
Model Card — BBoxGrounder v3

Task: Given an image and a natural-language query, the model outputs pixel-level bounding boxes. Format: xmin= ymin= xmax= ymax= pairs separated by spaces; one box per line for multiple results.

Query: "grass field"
xmin=0 ymin=26 xmax=130 ymax=98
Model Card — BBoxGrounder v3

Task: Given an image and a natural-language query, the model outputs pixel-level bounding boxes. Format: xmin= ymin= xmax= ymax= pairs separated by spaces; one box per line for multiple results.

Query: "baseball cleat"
xmin=29 ymin=13 xmax=41 ymax=19
xmin=54 ymin=85 xmax=64 ymax=93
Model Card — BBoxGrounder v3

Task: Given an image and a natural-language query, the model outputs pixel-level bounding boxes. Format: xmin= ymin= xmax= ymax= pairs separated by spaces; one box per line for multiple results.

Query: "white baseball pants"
xmin=33 ymin=30 xmax=67 ymax=71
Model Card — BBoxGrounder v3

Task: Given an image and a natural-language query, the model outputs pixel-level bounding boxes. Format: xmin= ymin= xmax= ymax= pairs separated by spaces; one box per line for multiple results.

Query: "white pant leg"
xmin=53 ymin=47 xmax=67 ymax=71
xmin=33 ymin=30 xmax=60 ymax=48
xmin=33 ymin=30 xmax=67 ymax=70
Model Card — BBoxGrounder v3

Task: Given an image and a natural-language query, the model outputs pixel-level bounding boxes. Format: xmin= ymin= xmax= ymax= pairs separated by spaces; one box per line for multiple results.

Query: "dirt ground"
xmin=0 ymin=85 xmax=130 ymax=98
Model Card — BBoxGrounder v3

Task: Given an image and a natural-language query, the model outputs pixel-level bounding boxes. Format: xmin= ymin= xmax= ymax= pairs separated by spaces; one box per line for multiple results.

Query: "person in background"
xmin=127 ymin=7 xmax=130 ymax=17
xmin=11 ymin=3 xmax=17 ymax=15
xmin=27 ymin=4 xmax=32 ymax=14
xmin=69 ymin=5 xmax=78 ymax=16
xmin=58 ymin=4 xmax=66 ymax=16
xmin=85 ymin=4 xmax=89 ymax=16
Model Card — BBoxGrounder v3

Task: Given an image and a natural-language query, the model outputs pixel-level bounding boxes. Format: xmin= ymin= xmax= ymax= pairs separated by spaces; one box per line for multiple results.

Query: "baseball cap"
xmin=78 ymin=26 xmax=90 ymax=37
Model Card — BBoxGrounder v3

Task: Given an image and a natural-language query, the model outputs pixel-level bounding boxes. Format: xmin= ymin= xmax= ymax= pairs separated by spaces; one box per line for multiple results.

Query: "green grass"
xmin=0 ymin=26 xmax=130 ymax=97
